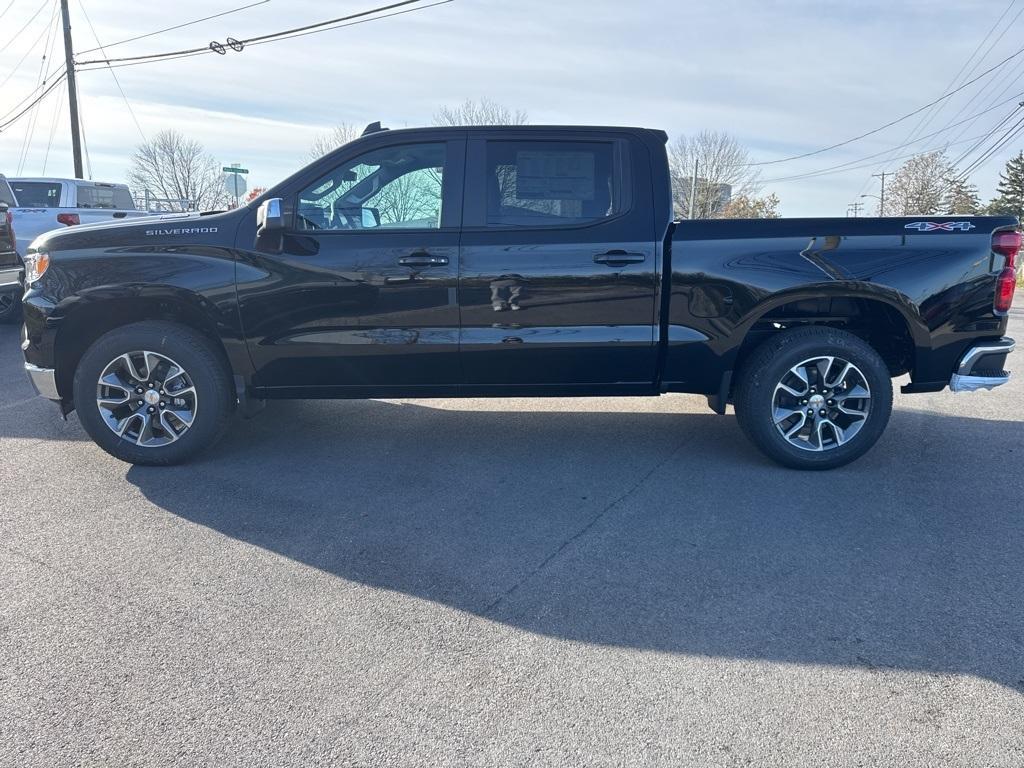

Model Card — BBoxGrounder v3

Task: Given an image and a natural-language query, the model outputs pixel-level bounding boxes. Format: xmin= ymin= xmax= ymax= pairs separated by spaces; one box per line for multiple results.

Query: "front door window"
xmin=296 ymin=143 xmax=446 ymax=231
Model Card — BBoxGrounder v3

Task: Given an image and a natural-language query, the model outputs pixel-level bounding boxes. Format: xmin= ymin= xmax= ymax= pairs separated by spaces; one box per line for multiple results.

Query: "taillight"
xmin=56 ymin=213 xmax=80 ymax=226
xmin=993 ymin=229 xmax=1021 ymax=314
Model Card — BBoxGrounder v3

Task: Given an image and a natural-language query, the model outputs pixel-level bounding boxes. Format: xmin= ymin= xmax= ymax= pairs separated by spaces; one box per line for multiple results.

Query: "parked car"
xmin=0 ymin=175 xmax=20 ymax=323
xmin=7 ymin=177 xmax=150 ymax=257
xmin=18 ymin=124 xmax=1019 ymax=468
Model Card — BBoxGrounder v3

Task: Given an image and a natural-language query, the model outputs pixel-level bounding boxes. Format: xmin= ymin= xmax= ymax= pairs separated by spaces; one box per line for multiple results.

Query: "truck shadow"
xmin=124 ymin=397 xmax=1024 ymax=692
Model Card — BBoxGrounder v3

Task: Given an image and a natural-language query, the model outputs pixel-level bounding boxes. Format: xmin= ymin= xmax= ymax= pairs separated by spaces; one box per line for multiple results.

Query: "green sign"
xmin=222 ymin=166 xmax=249 ymax=174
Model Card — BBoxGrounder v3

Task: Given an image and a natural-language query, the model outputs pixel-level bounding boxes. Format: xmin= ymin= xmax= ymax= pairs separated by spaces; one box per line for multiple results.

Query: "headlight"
xmin=23 ymin=249 xmax=50 ymax=284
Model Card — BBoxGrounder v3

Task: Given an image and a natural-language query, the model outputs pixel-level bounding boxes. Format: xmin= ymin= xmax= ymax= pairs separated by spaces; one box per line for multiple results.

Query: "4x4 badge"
xmin=905 ymin=221 xmax=976 ymax=232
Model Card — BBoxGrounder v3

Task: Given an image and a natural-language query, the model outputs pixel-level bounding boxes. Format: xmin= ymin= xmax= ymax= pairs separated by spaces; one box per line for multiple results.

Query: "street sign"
xmin=223 ymin=173 xmax=247 ymax=198
xmin=222 ymin=166 xmax=249 ymax=174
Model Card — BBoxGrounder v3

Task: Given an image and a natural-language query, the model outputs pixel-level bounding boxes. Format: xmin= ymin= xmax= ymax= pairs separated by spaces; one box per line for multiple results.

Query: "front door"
xmin=458 ymin=131 xmax=659 ymax=389
xmin=237 ymin=135 xmax=465 ymax=393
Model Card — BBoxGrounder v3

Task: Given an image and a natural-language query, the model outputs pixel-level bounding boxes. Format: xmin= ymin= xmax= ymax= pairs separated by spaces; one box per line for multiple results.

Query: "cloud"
xmin=1 ymin=0 xmax=1017 ymax=215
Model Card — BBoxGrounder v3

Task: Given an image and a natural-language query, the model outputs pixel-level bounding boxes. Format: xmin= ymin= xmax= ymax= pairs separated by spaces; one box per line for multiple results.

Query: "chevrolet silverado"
xmin=18 ymin=124 xmax=1019 ymax=469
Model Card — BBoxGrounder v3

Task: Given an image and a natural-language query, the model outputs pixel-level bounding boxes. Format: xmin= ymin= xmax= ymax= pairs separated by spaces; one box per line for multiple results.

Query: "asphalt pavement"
xmin=1 ymin=312 xmax=1023 ymax=767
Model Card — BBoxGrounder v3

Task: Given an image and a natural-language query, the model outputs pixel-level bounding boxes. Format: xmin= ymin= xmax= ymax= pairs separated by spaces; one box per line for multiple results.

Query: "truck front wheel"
xmin=734 ymin=326 xmax=893 ymax=470
xmin=73 ymin=321 xmax=234 ymax=465
xmin=0 ymin=290 xmax=20 ymax=324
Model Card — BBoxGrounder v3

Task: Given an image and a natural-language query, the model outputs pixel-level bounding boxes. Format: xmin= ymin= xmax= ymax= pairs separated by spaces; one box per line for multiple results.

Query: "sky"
xmin=1 ymin=0 xmax=1023 ymax=216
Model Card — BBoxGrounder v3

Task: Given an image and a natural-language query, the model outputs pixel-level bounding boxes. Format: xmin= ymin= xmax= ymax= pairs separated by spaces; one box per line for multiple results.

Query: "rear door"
xmin=458 ymin=130 xmax=659 ymax=389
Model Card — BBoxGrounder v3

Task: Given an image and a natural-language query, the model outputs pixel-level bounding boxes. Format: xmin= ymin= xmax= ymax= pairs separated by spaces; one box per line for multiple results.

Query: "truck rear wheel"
xmin=734 ymin=326 xmax=893 ymax=470
xmin=73 ymin=321 xmax=234 ymax=465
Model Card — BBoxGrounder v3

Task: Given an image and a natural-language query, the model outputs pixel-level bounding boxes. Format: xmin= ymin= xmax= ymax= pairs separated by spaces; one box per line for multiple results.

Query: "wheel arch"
xmin=729 ymin=284 xmax=929 ymax=383
xmin=52 ymin=286 xmax=241 ymax=407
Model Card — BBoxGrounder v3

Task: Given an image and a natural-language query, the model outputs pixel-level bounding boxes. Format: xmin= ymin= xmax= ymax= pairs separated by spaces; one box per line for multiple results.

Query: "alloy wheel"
xmin=95 ymin=351 xmax=198 ymax=447
xmin=771 ymin=355 xmax=871 ymax=452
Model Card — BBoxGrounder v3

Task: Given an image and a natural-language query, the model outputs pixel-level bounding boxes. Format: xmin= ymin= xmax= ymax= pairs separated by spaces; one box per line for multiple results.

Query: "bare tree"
xmin=668 ymin=131 xmax=762 ymax=219
xmin=127 ymin=130 xmax=229 ymax=212
xmin=882 ymin=151 xmax=978 ymax=215
xmin=368 ymin=169 xmax=442 ymax=227
xmin=433 ymin=98 xmax=529 ymax=126
xmin=308 ymin=122 xmax=361 ymax=161
xmin=719 ymin=193 xmax=781 ymax=219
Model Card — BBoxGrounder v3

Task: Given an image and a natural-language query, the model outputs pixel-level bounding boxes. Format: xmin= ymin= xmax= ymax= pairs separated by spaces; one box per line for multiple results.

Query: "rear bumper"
xmin=25 ymin=362 xmax=60 ymax=401
xmin=949 ymin=337 xmax=1015 ymax=393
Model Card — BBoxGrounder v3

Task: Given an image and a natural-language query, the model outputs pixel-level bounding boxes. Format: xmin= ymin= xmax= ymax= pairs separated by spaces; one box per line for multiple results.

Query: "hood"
xmin=29 ymin=208 xmax=243 ymax=253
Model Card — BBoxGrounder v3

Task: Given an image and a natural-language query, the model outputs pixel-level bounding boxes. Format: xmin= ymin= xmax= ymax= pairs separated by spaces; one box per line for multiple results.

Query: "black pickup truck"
xmin=18 ymin=124 xmax=1019 ymax=469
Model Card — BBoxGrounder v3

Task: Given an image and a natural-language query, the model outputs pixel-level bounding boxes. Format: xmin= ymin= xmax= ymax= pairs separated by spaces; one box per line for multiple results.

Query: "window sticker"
xmin=515 ymin=151 xmax=595 ymax=200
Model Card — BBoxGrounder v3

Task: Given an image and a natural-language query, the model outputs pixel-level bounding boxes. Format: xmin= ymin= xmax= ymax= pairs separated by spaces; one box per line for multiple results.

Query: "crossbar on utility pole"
xmin=59 ymin=0 xmax=84 ymax=179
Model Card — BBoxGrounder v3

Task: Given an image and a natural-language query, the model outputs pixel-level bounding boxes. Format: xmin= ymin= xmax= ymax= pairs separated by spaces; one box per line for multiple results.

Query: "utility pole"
xmin=847 ymin=201 xmax=864 ymax=217
xmin=871 ymin=171 xmax=889 ymax=215
xmin=59 ymin=0 xmax=84 ymax=179
xmin=688 ymin=157 xmax=699 ymax=219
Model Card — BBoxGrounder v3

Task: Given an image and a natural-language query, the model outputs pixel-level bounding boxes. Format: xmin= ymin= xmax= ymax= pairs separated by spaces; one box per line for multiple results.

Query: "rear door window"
xmin=482 ymin=140 xmax=624 ymax=227
xmin=11 ymin=181 xmax=62 ymax=207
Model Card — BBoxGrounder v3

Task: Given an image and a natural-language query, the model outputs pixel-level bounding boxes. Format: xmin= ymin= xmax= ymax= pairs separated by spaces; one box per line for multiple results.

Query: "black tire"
xmin=0 ymin=289 xmax=20 ymax=324
xmin=734 ymin=326 xmax=893 ymax=470
xmin=73 ymin=321 xmax=234 ymax=465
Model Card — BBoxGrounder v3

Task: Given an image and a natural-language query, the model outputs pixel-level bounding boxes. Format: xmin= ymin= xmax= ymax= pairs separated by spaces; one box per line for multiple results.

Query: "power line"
xmin=75 ymin=0 xmax=147 ymax=142
xmin=0 ymin=8 xmax=61 ymax=90
xmin=957 ymin=113 xmax=1024 ymax=180
xmin=77 ymin=0 xmax=456 ymax=73
xmin=0 ymin=67 xmax=66 ymax=125
xmin=746 ymin=41 xmax=1024 ymax=167
xmin=75 ymin=0 xmax=441 ymax=67
xmin=17 ymin=0 xmax=61 ymax=174
xmin=855 ymin=0 xmax=1019 ymax=196
xmin=948 ymin=103 xmax=1023 ymax=169
xmin=0 ymin=0 xmax=17 ymax=22
xmin=74 ymin=0 xmax=271 ymax=55
xmin=42 ymin=86 xmax=65 ymax=174
xmin=753 ymin=97 xmax=1024 ymax=183
xmin=931 ymin=4 xmax=1024 ymax=147
xmin=0 ymin=0 xmax=50 ymax=55
xmin=760 ymin=130 xmax=995 ymax=184
xmin=0 ymin=75 xmax=67 ymax=131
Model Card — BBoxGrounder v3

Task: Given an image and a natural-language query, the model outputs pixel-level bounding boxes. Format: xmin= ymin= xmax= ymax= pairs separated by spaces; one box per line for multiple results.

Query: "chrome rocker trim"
xmin=24 ymin=363 xmax=60 ymax=401
xmin=949 ymin=338 xmax=1015 ymax=393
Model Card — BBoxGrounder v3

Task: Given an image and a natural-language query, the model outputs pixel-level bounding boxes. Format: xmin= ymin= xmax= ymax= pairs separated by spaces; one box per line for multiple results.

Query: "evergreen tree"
xmin=986 ymin=151 xmax=1024 ymax=219
xmin=942 ymin=177 xmax=980 ymax=215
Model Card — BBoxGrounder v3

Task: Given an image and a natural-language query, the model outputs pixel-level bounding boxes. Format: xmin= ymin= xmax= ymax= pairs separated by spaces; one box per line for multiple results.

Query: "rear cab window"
xmin=11 ymin=182 xmax=62 ymax=208
xmin=76 ymin=184 xmax=135 ymax=209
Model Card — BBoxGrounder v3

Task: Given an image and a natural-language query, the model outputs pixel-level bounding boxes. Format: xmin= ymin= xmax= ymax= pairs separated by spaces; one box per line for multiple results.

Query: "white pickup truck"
xmin=7 ymin=177 xmax=151 ymax=256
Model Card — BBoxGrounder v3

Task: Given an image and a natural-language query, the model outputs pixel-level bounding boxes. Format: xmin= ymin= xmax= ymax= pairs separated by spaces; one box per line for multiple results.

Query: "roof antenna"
xmin=361 ymin=121 xmax=388 ymax=136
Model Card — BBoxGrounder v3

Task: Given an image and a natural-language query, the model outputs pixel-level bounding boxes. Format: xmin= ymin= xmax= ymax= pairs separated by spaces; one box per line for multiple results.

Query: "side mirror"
xmin=362 ymin=207 xmax=381 ymax=228
xmin=256 ymin=197 xmax=284 ymax=237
